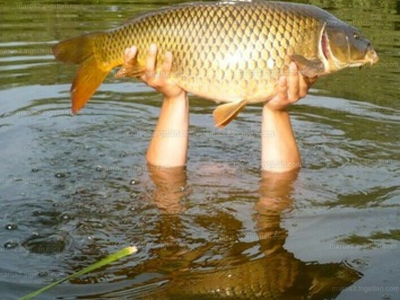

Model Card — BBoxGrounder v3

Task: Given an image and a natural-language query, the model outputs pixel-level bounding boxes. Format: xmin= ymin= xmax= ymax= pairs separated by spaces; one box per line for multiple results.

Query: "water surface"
xmin=0 ymin=0 xmax=400 ymax=299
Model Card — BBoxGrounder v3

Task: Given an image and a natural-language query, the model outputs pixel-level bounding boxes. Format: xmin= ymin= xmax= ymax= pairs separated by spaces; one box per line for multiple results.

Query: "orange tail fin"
xmin=52 ymin=32 xmax=111 ymax=114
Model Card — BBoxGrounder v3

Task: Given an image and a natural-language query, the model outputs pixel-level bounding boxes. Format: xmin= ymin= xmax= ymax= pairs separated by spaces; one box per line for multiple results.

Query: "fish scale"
xmin=53 ymin=1 xmax=378 ymax=127
xmin=104 ymin=1 xmax=321 ymax=99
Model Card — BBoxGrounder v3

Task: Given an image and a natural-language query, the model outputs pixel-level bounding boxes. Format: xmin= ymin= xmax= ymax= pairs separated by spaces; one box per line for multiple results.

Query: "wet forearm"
xmin=146 ymin=92 xmax=189 ymax=167
xmin=261 ymin=105 xmax=301 ymax=172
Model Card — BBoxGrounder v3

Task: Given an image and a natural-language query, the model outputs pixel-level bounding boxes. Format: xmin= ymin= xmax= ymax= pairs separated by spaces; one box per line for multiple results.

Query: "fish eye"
xmin=353 ymin=33 xmax=360 ymax=40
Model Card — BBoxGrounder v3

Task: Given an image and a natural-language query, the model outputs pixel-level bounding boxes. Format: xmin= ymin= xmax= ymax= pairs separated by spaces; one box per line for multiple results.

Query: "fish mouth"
xmin=349 ymin=47 xmax=379 ymax=68
xmin=367 ymin=48 xmax=379 ymax=65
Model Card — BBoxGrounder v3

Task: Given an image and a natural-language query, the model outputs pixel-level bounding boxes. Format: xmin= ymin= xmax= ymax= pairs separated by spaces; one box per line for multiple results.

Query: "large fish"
xmin=53 ymin=1 xmax=378 ymax=127
xmin=140 ymin=258 xmax=362 ymax=299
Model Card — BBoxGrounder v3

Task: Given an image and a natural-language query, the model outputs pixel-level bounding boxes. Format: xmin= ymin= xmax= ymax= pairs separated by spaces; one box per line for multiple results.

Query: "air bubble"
xmin=4 ymin=241 xmax=18 ymax=249
xmin=5 ymin=223 xmax=17 ymax=230
xmin=22 ymin=234 xmax=65 ymax=253
xmin=60 ymin=213 xmax=70 ymax=221
xmin=55 ymin=172 xmax=66 ymax=178
xmin=129 ymin=179 xmax=138 ymax=185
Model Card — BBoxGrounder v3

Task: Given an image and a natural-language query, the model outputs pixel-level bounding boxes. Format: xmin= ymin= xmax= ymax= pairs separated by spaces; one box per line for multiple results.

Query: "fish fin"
xmin=70 ymin=59 xmax=109 ymax=114
xmin=115 ymin=62 xmax=146 ymax=78
xmin=52 ymin=32 xmax=115 ymax=114
xmin=213 ymin=100 xmax=247 ymax=128
xmin=290 ymin=54 xmax=325 ymax=78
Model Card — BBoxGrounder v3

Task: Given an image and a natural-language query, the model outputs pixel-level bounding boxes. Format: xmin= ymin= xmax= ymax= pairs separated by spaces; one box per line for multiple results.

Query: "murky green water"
xmin=1 ymin=0 xmax=400 ymax=299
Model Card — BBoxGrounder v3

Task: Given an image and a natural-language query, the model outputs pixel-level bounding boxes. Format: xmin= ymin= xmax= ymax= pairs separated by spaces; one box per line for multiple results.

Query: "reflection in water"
xmin=148 ymin=164 xmax=188 ymax=214
xmin=115 ymin=169 xmax=362 ymax=299
xmin=1 ymin=1 xmax=400 ymax=299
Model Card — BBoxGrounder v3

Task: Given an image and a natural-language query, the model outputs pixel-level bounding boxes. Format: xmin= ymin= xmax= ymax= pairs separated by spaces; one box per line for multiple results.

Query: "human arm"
xmin=261 ymin=62 xmax=313 ymax=173
xmin=122 ymin=45 xmax=189 ymax=168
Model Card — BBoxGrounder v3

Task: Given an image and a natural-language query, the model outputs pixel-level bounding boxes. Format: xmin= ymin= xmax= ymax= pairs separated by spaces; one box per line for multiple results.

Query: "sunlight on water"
xmin=0 ymin=0 xmax=400 ymax=299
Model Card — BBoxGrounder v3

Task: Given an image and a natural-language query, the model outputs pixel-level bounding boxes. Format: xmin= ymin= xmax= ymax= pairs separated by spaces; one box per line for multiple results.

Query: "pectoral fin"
xmin=290 ymin=54 xmax=325 ymax=78
xmin=213 ymin=100 xmax=247 ymax=128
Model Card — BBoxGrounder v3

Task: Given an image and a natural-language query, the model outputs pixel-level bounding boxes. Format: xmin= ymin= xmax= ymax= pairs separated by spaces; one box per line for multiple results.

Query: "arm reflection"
xmin=147 ymin=164 xmax=188 ymax=214
xmin=127 ymin=169 xmax=362 ymax=299
xmin=256 ymin=170 xmax=299 ymax=256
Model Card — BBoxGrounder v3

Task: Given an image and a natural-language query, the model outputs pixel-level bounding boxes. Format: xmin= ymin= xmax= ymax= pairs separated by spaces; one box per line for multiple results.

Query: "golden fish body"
xmin=112 ymin=2 xmax=324 ymax=103
xmin=53 ymin=1 xmax=378 ymax=127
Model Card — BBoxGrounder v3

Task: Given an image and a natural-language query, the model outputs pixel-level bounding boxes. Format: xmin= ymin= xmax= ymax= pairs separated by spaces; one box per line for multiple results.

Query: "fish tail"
xmin=52 ymin=32 xmax=116 ymax=114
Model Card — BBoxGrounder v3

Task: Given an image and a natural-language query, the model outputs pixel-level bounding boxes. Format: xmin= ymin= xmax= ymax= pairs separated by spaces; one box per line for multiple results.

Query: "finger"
xmin=287 ymin=62 xmax=300 ymax=102
xmin=276 ymin=75 xmax=288 ymax=101
xmin=307 ymin=76 xmax=319 ymax=86
xmin=299 ymin=73 xmax=309 ymax=99
xmin=124 ymin=46 xmax=137 ymax=65
xmin=145 ymin=44 xmax=157 ymax=80
xmin=115 ymin=47 xmax=138 ymax=78
xmin=160 ymin=51 xmax=173 ymax=77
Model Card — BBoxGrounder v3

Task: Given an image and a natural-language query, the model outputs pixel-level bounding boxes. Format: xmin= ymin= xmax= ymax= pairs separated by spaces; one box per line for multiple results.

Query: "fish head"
xmin=323 ymin=22 xmax=378 ymax=71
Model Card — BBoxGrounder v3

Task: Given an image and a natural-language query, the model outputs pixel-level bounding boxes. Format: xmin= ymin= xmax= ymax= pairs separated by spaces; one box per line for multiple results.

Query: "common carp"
xmin=139 ymin=257 xmax=362 ymax=299
xmin=52 ymin=1 xmax=378 ymax=127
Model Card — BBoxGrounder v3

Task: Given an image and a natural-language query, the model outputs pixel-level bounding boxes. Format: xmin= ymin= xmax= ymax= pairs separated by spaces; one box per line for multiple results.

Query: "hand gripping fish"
xmin=52 ymin=1 xmax=378 ymax=127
